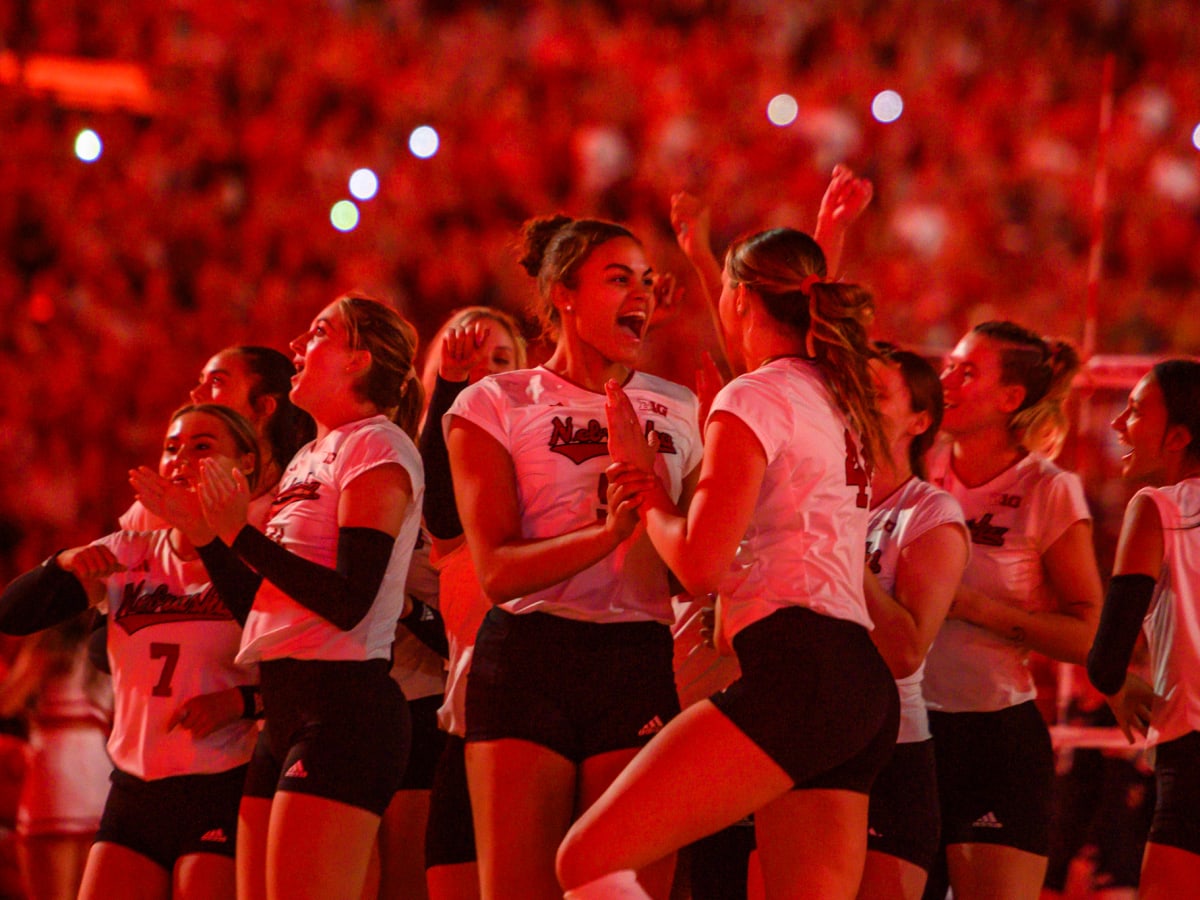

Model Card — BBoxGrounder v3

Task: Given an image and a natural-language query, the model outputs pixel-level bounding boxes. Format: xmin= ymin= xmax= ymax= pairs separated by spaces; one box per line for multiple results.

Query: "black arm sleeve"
xmin=195 ymin=539 xmax=263 ymax=627
xmin=1086 ymin=573 xmax=1157 ymax=696
xmin=231 ymin=525 xmax=396 ymax=632
xmin=399 ymin=597 xmax=450 ymax=659
xmin=0 ymin=558 xmax=90 ymax=636
xmin=418 ymin=375 xmax=471 ymax=541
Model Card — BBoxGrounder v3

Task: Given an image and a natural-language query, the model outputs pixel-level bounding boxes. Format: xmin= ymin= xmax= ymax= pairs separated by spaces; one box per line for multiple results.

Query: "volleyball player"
xmin=446 ymin=215 xmax=702 ymax=900
xmin=1087 ymin=359 xmax=1200 ymax=900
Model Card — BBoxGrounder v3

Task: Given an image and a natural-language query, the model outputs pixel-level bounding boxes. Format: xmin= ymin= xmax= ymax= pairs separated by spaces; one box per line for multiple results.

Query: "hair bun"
xmin=517 ymin=214 xmax=574 ymax=277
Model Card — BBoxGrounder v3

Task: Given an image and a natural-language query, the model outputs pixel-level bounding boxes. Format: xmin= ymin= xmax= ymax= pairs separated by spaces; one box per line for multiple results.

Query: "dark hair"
xmin=170 ymin=403 xmax=262 ymax=492
xmin=973 ymin=320 xmax=1080 ymax=458
xmin=516 ymin=215 xmax=640 ymax=335
xmin=726 ymin=227 xmax=886 ymax=471
xmin=1152 ymin=359 xmax=1200 ymax=464
xmin=230 ymin=346 xmax=315 ymax=469
xmin=876 ymin=344 xmax=944 ymax=480
xmin=336 ymin=294 xmax=424 ymax=439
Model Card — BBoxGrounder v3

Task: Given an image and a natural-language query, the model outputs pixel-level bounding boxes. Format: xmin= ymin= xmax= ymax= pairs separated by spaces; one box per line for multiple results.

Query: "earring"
xmin=564 ymin=304 xmax=574 ymax=314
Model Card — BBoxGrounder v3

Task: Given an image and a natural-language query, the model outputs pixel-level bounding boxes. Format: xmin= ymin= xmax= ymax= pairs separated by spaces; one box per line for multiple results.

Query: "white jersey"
xmin=1135 ymin=478 xmax=1200 ymax=747
xmin=866 ymin=477 xmax=968 ymax=743
xmin=93 ymin=529 xmax=258 ymax=780
xmin=238 ymin=415 xmax=425 ymax=664
xmin=923 ymin=450 xmax=1091 ymax=712
xmin=433 ymin=540 xmax=491 ymax=736
xmin=712 ymin=358 xmax=874 ymax=640
xmin=446 ymin=367 xmax=702 ymax=624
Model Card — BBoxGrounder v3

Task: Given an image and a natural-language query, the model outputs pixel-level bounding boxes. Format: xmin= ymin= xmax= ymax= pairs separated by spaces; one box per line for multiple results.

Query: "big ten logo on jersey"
xmin=637 ymin=398 xmax=668 ymax=417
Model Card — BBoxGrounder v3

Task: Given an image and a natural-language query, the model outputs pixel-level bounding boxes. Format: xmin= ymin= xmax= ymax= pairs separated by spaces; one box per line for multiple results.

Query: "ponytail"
xmin=974 ymin=321 xmax=1080 ymax=459
xmin=727 ymin=228 xmax=885 ymax=471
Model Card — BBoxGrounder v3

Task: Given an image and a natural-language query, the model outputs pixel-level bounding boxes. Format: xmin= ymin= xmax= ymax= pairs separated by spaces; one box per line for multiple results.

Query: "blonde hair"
xmin=726 ymin=227 xmax=886 ymax=472
xmin=420 ymin=306 xmax=528 ymax=406
xmin=973 ymin=321 xmax=1080 ymax=459
xmin=336 ymin=293 xmax=424 ymax=440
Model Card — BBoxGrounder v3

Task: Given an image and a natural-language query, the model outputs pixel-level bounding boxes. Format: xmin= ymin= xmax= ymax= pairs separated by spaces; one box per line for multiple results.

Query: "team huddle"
xmin=1 ymin=170 xmax=1198 ymax=900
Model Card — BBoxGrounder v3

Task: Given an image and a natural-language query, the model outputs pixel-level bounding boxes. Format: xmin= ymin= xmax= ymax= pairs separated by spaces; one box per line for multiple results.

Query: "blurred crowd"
xmin=3 ymin=0 xmax=1200 ymax=577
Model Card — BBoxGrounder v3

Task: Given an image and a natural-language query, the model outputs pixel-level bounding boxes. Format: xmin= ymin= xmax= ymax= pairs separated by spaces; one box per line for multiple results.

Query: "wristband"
xmin=238 ymin=685 xmax=264 ymax=720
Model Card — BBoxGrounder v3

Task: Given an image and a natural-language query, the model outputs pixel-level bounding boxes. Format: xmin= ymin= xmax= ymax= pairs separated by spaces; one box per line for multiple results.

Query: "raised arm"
xmin=866 ymin=522 xmax=968 ymax=679
xmin=446 ymin=417 xmax=641 ymax=603
xmin=813 ymin=164 xmax=874 ymax=279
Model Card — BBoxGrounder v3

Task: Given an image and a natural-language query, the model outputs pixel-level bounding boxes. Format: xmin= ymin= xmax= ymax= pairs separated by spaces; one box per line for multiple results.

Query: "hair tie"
xmin=800 ymin=273 xmax=822 ymax=295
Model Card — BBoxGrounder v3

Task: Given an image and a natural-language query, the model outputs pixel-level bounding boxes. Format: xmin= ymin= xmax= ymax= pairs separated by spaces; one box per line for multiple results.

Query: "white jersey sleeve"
xmin=710 ymin=358 xmax=874 ymax=640
xmin=867 ymin=478 xmax=968 ymax=742
xmin=238 ymin=415 xmax=425 ymax=664
xmin=1136 ymin=479 xmax=1200 ymax=746
xmin=923 ymin=451 xmax=1091 ymax=712
xmin=445 ymin=367 xmax=701 ymax=624
xmin=93 ymin=530 xmax=257 ymax=780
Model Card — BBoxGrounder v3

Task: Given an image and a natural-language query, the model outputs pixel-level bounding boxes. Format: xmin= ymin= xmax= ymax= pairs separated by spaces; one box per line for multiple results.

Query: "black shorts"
xmin=243 ymin=658 xmax=410 ymax=817
xmin=425 ymin=734 xmax=475 ymax=869
xmin=399 ymin=695 xmax=447 ymax=791
xmin=928 ymin=701 xmax=1054 ymax=855
xmin=96 ymin=765 xmax=247 ymax=870
xmin=867 ymin=739 xmax=940 ymax=870
xmin=1149 ymin=730 xmax=1200 ymax=855
xmin=465 ymin=609 xmax=680 ymax=763
xmin=711 ymin=606 xmax=899 ymax=794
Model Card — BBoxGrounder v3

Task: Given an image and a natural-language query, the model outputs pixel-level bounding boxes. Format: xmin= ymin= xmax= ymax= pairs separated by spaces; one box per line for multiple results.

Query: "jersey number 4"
xmin=844 ymin=429 xmax=869 ymax=509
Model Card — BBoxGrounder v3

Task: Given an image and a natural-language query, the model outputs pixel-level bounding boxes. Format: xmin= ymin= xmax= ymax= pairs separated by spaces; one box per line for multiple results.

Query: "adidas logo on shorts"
xmin=201 ymin=828 xmax=228 ymax=843
xmin=285 ymin=759 xmax=309 ymax=779
xmin=972 ymin=811 xmax=1003 ymax=829
xmin=637 ymin=716 xmax=664 ymax=737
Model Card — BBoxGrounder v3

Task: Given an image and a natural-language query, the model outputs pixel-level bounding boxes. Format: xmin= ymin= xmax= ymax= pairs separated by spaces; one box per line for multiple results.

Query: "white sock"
xmin=563 ymin=869 xmax=651 ymax=900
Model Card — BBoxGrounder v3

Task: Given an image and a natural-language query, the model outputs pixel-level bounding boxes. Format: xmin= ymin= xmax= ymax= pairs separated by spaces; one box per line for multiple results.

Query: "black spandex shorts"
xmin=243 ymin=658 xmax=410 ymax=816
xmin=96 ymin=764 xmax=247 ymax=870
xmin=1148 ymin=729 xmax=1200 ymax=854
xmin=425 ymin=734 xmax=476 ymax=869
xmin=465 ymin=608 xmax=680 ymax=763
xmin=710 ymin=605 xmax=899 ymax=794
xmin=867 ymin=738 xmax=940 ymax=870
xmin=399 ymin=695 xmax=447 ymax=791
xmin=928 ymin=700 xmax=1054 ymax=855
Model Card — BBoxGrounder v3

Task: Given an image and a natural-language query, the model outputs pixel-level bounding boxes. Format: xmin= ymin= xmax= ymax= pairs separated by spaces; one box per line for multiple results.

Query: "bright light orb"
xmin=330 ymin=200 xmax=360 ymax=232
xmin=766 ymin=94 xmax=799 ymax=127
xmin=349 ymin=168 xmax=379 ymax=201
xmin=1192 ymin=123 xmax=1200 ymax=151
xmin=409 ymin=126 xmax=440 ymax=159
xmin=75 ymin=129 xmax=103 ymax=162
xmin=871 ymin=90 xmax=904 ymax=124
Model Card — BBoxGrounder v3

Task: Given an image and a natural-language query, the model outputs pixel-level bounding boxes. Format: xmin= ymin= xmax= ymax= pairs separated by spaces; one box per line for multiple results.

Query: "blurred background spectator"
xmin=2 ymin=0 xmax=1199 ymax=578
